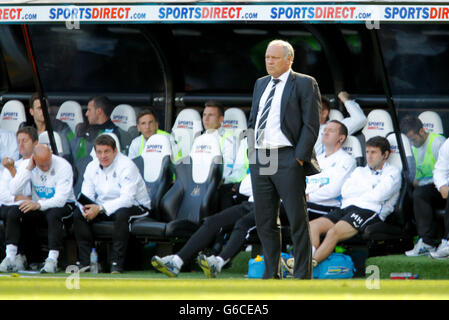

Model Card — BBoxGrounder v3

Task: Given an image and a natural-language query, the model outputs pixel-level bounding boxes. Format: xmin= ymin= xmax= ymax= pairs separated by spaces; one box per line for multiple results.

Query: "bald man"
xmin=0 ymin=144 xmax=75 ymax=274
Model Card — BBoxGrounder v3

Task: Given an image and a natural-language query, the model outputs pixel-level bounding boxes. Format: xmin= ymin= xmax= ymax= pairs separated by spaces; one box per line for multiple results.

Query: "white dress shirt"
xmin=254 ymin=69 xmax=292 ymax=149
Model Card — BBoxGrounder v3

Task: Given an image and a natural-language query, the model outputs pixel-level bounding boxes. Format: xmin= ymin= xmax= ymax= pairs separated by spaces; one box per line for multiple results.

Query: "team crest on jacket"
xmin=191 ymin=185 xmax=200 ymax=196
xmin=40 ymin=174 xmax=47 ymax=183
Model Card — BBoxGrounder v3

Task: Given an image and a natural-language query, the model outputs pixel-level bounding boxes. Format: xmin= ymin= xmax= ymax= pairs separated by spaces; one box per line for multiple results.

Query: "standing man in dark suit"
xmin=248 ymin=39 xmax=321 ymax=279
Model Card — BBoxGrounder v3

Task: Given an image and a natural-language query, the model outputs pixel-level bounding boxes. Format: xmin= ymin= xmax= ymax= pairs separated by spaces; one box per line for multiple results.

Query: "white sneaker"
xmin=40 ymin=258 xmax=58 ymax=273
xmin=430 ymin=239 xmax=449 ymax=260
xmin=405 ymin=238 xmax=436 ymax=257
xmin=151 ymin=255 xmax=180 ymax=277
xmin=15 ymin=254 xmax=27 ymax=271
xmin=197 ymin=254 xmax=223 ymax=278
xmin=281 ymin=257 xmax=294 ymax=276
xmin=0 ymin=256 xmax=17 ymax=273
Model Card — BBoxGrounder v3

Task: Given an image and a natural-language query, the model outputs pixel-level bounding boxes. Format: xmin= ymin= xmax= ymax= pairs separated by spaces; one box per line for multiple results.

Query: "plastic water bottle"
xmin=90 ymin=248 xmax=99 ymax=274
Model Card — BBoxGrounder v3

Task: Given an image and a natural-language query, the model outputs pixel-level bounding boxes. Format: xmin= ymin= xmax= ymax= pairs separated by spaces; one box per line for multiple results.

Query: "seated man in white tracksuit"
xmin=0 ymin=143 xmax=76 ymax=273
xmin=314 ymin=91 xmax=366 ymax=157
xmin=306 ymin=120 xmax=356 ymax=220
xmin=0 ymin=127 xmax=38 ymax=272
xmin=73 ymin=134 xmax=151 ymax=274
xmin=310 ymin=136 xmax=401 ymax=266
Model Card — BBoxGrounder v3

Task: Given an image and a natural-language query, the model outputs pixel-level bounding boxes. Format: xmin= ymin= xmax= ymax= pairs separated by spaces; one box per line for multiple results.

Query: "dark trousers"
xmin=178 ymin=201 xmax=254 ymax=262
xmin=5 ymin=204 xmax=73 ymax=251
xmin=218 ymin=183 xmax=249 ymax=212
xmin=414 ymin=184 xmax=449 ymax=245
xmin=250 ymin=147 xmax=311 ymax=279
xmin=73 ymin=206 xmax=141 ymax=267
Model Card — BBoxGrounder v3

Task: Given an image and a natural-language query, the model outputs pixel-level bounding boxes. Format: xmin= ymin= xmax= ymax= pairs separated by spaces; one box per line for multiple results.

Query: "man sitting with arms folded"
xmin=309 ymin=136 xmax=401 ymax=267
xmin=306 ymin=120 xmax=356 ymax=220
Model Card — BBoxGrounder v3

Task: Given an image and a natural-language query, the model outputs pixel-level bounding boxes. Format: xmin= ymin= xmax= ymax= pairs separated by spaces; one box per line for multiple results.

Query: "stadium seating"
xmin=131 ymin=132 xmax=223 ymax=241
xmin=342 ymin=135 xmax=365 ymax=167
xmin=38 ymin=131 xmax=65 ymax=157
xmin=362 ymin=109 xmax=394 ymax=141
xmin=223 ymin=107 xmax=248 ymax=141
xmin=56 ymin=100 xmax=84 ymax=134
xmin=0 ymin=100 xmax=27 ymax=133
xmin=386 ymin=132 xmax=415 ymax=183
xmin=171 ymin=108 xmax=203 ymax=159
xmin=329 ymin=109 xmax=344 ymax=121
xmin=132 ymin=134 xmax=174 ymax=221
xmin=418 ymin=111 xmax=444 ymax=136
xmin=111 ymin=104 xmax=138 ymax=138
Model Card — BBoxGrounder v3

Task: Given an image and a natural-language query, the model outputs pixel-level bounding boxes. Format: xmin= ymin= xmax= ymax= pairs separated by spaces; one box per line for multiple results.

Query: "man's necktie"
xmin=256 ymin=79 xmax=281 ymax=146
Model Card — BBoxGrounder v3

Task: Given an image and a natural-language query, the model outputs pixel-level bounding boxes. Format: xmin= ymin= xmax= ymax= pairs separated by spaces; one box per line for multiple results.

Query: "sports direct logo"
xmin=222 ymin=120 xmax=239 ymax=129
xmin=195 ymin=144 xmax=212 ymax=153
xmin=3 ymin=4 xmax=449 ymax=23
xmin=177 ymin=120 xmax=193 ymax=129
xmin=390 ymin=145 xmax=399 ymax=153
xmin=112 ymin=115 xmax=128 ymax=124
xmin=145 ymin=144 xmax=163 ymax=153
xmin=2 ymin=112 xmax=18 ymax=120
xmin=367 ymin=121 xmax=384 ymax=130
xmin=59 ymin=112 xmax=75 ymax=121
xmin=423 ymin=123 xmax=435 ymax=131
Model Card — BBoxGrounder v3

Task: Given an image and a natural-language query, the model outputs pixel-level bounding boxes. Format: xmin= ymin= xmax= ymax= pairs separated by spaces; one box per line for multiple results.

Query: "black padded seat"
xmin=131 ymin=133 xmax=223 ymax=241
xmin=130 ymin=217 xmax=166 ymax=238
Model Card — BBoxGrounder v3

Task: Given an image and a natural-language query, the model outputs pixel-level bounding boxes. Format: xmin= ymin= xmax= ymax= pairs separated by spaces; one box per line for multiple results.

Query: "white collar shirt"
xmin=255 ymin=69 xmax=292 ymax=149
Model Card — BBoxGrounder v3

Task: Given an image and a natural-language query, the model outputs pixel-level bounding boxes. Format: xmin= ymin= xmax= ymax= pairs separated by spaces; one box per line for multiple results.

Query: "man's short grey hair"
xmin=267 ymin=39 xmax=295 ymax=62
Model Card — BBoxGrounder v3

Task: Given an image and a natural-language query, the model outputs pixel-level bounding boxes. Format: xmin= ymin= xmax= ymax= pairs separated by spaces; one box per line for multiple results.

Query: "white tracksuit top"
xmin=433 ymin=137 xmax=449 ymax=192
xmin=340 ymin=161 xmax=402 ymax=221
xmin=10 ymin=155 xmax=75 ymax=211
xmin=81 ymin=152 xmax=151 ymax=216
xmin=0 ymin=158 xmax=32 ymax=206
xmin=0 ymin=129 xmax=19 ymax=175
xmin=306 ymin=148 xmax=356 ymax=208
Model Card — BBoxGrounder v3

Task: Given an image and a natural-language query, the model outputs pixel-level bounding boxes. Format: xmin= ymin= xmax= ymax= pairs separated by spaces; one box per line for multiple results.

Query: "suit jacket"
xmin=248 ymin=70 xmax=321 ymax=176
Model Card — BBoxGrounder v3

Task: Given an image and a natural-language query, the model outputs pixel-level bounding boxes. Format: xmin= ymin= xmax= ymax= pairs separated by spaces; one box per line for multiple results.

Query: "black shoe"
xmin=110 ymin=262 xmax=123 ymax=274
